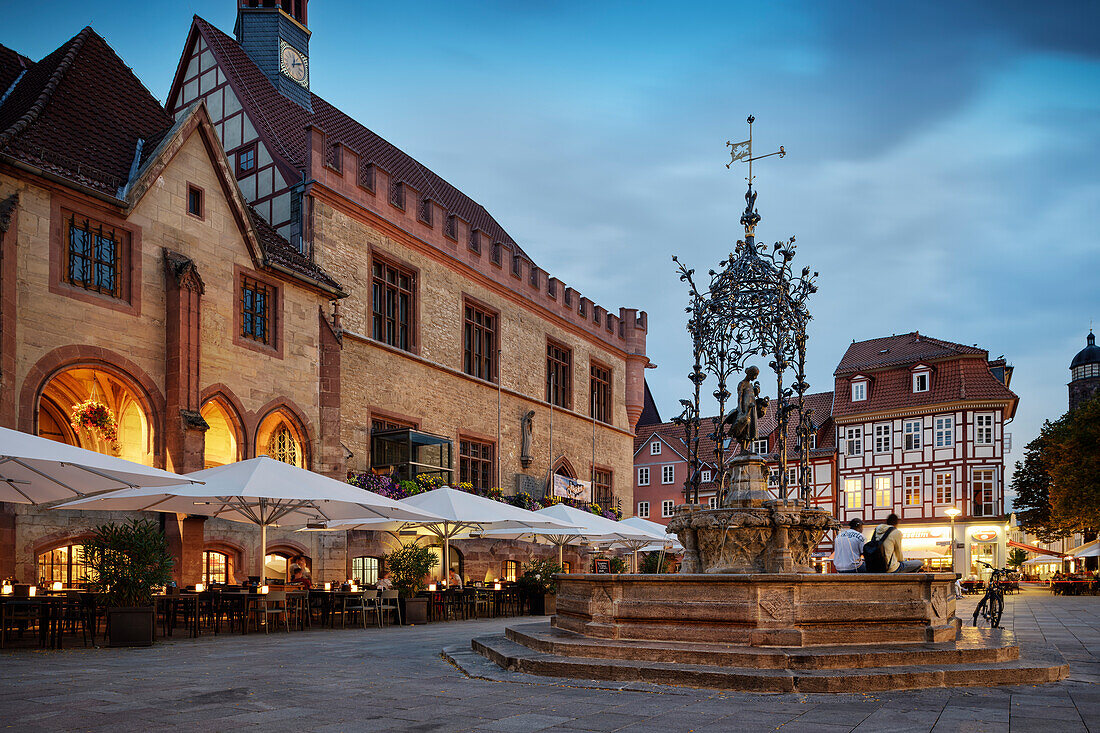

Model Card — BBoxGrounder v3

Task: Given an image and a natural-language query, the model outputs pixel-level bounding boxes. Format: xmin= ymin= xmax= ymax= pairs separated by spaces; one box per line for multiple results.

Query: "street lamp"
xmin=945 ymin=507 xmax=961 ymax=576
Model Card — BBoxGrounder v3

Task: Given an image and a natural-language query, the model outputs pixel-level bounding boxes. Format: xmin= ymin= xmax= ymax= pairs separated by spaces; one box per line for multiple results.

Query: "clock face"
xmin=280 ymin=42 xmax=308 ymax=87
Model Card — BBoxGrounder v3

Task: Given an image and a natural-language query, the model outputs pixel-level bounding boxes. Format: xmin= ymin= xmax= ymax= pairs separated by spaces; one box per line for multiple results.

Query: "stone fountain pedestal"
xmin=465 ymin=453 xmax=1068 ymax=691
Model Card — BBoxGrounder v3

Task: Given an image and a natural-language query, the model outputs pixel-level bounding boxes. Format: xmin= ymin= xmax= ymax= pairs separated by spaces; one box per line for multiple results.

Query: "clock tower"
xmin=234 ymin=0 xmax=312 ymax=111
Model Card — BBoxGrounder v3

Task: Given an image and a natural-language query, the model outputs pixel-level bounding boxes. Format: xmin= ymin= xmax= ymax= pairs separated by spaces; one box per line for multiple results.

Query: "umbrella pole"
xmin=443 ymin=526 xmax=450 ymax=585
xmin=260 ymin=523 xmax=267 ymax=581
xmin=559 ymin=542 xmax=564 ymax=568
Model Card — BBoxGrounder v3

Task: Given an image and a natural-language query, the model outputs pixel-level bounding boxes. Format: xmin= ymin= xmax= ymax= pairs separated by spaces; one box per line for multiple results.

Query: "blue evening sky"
xmin=4 ymin=1 xmax=1098 ymax=491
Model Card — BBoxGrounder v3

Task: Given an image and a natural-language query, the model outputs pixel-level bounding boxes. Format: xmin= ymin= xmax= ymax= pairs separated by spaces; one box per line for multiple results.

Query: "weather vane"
xmin=726 ymin=115 xmax=786 ymax=236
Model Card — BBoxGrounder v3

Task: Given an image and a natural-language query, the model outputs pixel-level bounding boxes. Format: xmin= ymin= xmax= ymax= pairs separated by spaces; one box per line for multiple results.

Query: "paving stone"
xmin=0 ymin=591 xmax=1096 ymax=733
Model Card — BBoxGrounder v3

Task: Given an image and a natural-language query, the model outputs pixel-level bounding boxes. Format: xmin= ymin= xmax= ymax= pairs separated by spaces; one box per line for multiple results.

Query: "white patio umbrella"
xmin=1023 ymin=555 xmax=1062 ymax=566
xmin=1071 ymin=541 xmax=1100 ymax=559
xmin=54 ymin=456 xmax=446 ymax=577
xmin=482 ymin=503 xmax=655 ymax=567
xmin=614 ymin=516 xmax=684 ymax=571
xmin=0 ymin=425 xmax=201 ymax=505
xmin=316 ymin=487 xmax=578 ymax=584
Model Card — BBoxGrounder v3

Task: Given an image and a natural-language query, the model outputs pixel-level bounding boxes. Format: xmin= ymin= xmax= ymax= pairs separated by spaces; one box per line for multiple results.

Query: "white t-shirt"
xmin=832 ymin=528 xmax=866 ymax=571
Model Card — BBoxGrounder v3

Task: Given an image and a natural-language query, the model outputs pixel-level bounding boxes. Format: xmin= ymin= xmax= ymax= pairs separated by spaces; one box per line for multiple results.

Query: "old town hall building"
xmin=0 ymin=1 xmax=648 ymax=586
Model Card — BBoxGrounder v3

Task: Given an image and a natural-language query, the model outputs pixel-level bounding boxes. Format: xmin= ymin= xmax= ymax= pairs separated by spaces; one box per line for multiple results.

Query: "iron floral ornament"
xmin=672 ymin=116 xmax=818 ymax=507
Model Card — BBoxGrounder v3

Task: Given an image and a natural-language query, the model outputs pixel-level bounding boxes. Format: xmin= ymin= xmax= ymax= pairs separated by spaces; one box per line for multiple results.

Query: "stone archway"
xmin=20 ymin=346 xmax=166 ymax=467
xmin=36 ymin=366 xmax=154 ymax=466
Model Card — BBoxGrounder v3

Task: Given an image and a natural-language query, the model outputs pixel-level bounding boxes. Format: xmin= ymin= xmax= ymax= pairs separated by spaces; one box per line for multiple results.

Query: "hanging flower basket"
xmin=70 ymin=400 xmax=120 ymax=449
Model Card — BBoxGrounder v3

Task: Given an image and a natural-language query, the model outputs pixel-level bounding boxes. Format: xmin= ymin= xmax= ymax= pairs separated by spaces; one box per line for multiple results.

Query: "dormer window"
xmin=851 ymin=379 xmax=867 ymax=402
xmin=912 ymin=366 xmax=931 ymax=393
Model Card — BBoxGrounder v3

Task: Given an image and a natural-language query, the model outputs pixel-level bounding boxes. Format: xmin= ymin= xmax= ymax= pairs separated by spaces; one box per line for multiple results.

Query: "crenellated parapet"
xmin=305 ymin=125 xmax=648 ymax=357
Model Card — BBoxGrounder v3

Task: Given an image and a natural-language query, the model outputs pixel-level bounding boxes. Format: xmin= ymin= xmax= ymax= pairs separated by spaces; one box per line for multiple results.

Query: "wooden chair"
xmin=379 ymin=590 xmax=401 ymax=626
xmin=255 ymin=590 xmax=290 ymax=633
xmin=340 ymin=591 xmax=376 ymax=629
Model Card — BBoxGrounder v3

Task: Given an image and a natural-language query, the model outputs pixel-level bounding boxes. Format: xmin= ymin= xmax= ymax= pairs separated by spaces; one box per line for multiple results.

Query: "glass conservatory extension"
xmin=370 ymin=428 xmax=454 ymax=483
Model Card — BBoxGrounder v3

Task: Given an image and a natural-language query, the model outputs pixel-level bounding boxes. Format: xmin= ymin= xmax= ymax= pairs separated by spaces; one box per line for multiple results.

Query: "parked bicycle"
xmin=972 ymin=561 xmax=1011 ymax=629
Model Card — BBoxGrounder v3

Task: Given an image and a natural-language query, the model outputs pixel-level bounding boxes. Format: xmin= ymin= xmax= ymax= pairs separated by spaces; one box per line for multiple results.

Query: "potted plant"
xmin=517 ymin=558 xmax=563 ymax=616
xmin=385 ymin=542 xmax=438 ymax=624
xmin=83 ymin=518 xmax=174 ymax=647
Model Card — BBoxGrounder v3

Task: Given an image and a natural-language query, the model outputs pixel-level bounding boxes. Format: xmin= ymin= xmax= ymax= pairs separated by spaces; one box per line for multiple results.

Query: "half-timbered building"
xmin=833 ymin=333 xmax=1017 ymax=575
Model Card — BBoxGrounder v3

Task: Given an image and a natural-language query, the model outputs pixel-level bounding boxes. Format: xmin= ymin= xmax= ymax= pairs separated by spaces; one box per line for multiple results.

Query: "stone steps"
xmin=505 ymin=622 xmax=1019 ymax=670
xmin=472 ymin=625 xmax=1069 ymax=693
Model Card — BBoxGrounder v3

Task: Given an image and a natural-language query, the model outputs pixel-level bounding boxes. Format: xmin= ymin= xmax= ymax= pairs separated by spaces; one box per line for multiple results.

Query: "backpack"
xmin=862 ymin=526 xmax=896 ymax=572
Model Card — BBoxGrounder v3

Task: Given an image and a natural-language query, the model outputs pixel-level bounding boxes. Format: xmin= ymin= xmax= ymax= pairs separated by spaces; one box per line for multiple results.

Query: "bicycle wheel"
xmin=973 ymin=596 xmax=993 ymax=628
xmin=987 ymin=593 xmax=1004 ymax=628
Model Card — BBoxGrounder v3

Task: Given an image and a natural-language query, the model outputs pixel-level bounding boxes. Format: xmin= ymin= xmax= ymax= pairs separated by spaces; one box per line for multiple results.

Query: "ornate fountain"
xmin=667 ymin=115 xmax=835 ymax=574
xmin=465 ymin=120 xmax=1065 ymax=691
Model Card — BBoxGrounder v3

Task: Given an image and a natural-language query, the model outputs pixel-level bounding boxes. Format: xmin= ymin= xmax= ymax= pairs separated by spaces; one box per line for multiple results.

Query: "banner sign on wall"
xmin=551 ymin=474 xmax=591 ymax=503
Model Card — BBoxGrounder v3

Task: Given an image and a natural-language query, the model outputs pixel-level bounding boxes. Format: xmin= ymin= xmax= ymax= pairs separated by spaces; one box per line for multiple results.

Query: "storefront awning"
xmin=1008 ymin=540 xmax=1066 ymax=558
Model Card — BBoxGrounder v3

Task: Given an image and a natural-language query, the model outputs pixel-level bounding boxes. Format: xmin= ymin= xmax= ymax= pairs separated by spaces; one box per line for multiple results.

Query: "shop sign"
xmin=970 ymin=528 xmax=998 ymax=542
xmin=900 ymin=527 xmax=948 ymax=540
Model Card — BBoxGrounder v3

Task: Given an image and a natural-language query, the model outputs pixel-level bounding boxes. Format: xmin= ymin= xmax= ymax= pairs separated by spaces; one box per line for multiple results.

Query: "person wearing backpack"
xmin=865 ymin=513 xmax=923 ymax=573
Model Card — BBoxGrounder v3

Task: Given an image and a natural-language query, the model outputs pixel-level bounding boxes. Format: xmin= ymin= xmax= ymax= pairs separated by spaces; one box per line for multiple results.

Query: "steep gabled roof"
xmin=637 ymin=379 xmax=663 ymax=427
xmin=186 ymin=16 xmax=527 ymax=258
xmin=835 ymin=332 xmax=988 ymax=375
xmin=0 ymin=28 xmax=341 ymax=295
xmin=0 ymin=28 xmax=173 ymax=196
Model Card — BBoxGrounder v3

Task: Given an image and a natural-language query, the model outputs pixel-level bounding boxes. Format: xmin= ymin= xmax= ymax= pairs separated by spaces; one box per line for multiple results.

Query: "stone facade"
xmin=0 ymin=100 xmax=340 ymax=584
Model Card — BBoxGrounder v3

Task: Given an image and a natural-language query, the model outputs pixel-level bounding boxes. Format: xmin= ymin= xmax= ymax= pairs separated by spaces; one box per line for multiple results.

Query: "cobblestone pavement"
xmin=0 ymin=589 xmax=1096 ymax=732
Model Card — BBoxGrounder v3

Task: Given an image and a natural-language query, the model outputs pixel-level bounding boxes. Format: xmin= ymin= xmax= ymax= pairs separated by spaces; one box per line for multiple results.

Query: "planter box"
xmin=401 ymin=597 xmax=428 ymax=625
xmin=107 ymin=606 xmax=155 ymax=647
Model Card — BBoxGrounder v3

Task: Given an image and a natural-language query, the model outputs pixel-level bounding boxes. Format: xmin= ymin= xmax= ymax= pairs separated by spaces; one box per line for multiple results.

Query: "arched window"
xmin=203 ymin=551 xmax=228 ymax=585
xmin=257 ymin=410 xmax=305 ymax=468
xmin=37 ymin=544 xmax=90 ymax=587
xmin=501 ymin=560 xmax=519 ymax=582
xmin=264 ymin=553 xmax=289 ymax=582
xmin=267 ymin=425 xmax=297 ymax=465
xmin=201 ymin=398 xmax=241 ymax=468
xmin=351 ymin=556 xmax=381 ymax=585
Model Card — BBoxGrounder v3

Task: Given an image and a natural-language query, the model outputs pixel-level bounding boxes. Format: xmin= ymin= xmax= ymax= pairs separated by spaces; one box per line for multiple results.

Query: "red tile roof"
xmin=835 ymin=332 xmax=988 ymax=375
xmin=193 ymin=17 xmax=527 ymax=259
xmin=0 ymin=28 xmax=173 ymax=195
xmin=0 ymin=28 xmax=340 ymax=293
xmin=634 ymin=391 xmax=836 ymax=468
xmin=833 ymin=354 xmax=1017 ymax=419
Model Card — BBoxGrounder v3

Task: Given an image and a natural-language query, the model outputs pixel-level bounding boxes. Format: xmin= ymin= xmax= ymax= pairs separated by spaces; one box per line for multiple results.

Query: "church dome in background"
xmin=1071 ymin=331 xmax=1100 ymax=371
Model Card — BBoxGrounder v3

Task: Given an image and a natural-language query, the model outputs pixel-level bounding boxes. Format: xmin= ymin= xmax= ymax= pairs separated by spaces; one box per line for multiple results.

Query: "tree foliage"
xmin=1007 ymin=548 xmax=1028 ymax=569
xmin=384 ymin=542 xmax=439 ymax=598
xmin=1012 ymin=393 xmax=1100 ymax=540
xmin=83 ymin=518 xmax=174 ymax=608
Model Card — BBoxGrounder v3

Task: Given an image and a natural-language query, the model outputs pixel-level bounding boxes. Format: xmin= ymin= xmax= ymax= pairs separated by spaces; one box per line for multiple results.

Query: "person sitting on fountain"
xmin=832 ymin=518 xmax=866 ymax=573
xmin=870 ymin=514 xmax=924 ymax=573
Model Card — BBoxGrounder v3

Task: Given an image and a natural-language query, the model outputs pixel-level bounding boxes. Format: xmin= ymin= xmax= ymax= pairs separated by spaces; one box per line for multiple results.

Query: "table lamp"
xmin=52 ymin=581 xmax=62 ymax=591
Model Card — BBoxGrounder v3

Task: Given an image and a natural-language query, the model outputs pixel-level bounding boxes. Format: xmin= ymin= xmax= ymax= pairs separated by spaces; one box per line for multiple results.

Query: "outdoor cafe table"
xmin=1051 ymin=579 xmax=1098 ymax=595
